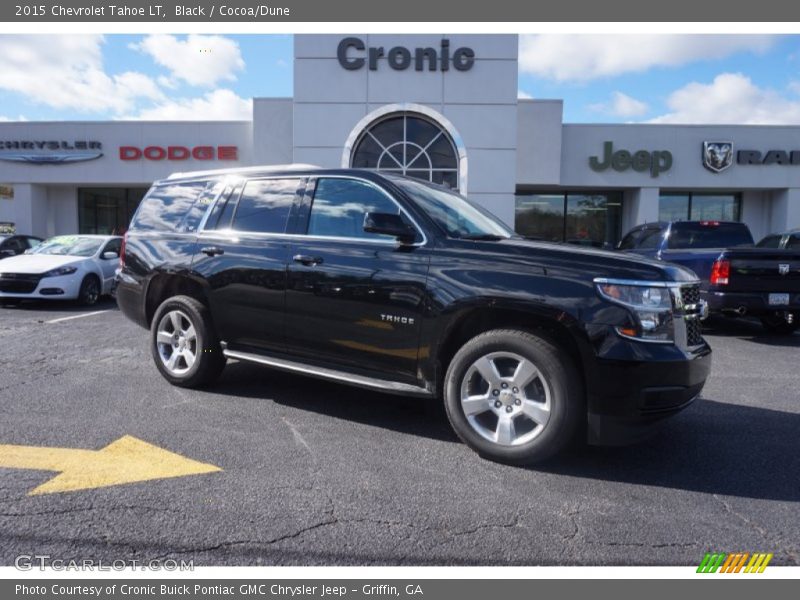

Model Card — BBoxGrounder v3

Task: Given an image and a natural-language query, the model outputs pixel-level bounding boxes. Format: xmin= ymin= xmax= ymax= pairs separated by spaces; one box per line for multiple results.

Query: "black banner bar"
xmin=2 ymin=0 xmax=800 ymax=22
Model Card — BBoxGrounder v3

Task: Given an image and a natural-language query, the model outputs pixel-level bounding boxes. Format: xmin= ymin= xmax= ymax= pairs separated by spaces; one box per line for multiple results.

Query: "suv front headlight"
xmin=594 ymin=279 xmax=677 ymax=343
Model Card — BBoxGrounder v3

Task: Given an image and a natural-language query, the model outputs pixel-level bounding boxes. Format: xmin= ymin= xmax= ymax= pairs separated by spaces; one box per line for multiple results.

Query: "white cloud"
xmin=0 ymin=115 xmax=27 ymax=122
xmin=132 ymin=34 xmax=244 ymax=87
xmin=650 ymin=73 xmax=800 ymax=124
xmin=519 ymin=35 xmax=776 ymax=82
xmin=0 ymin=35 xmax=164 ymax=114
xmin=589 ymin=91 xmax=649 ymax=118
xmin=518 ymin=89 xmax=533 ymax=99
xmin=125 ymin=89 xmax=252 ymax=121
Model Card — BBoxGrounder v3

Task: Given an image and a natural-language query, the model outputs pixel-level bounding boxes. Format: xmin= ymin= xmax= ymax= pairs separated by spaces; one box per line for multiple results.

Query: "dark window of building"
xmin=515 ymin=191 xmax=623 ymax=247
xmin=658 ymin=193 xmax=741 ymax=222
xmin=231 ymin=178 xmax=302 ymax=234
xmin=350 ymin=112 xmax=460 ymax=191
xmin=79 ymin=187 xmax=149 ymax=235
xmin=307 ymin=178 xmax=399 ymax=240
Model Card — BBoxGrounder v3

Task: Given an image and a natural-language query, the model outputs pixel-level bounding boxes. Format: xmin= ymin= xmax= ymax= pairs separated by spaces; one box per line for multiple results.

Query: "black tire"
xmin=150 ymin=295 xmax=226 ymax=388
xmin=443 ymin=329 xmax=583 ymax=465
xmin=77 ymin=274 xmax=101 ymax=306
xmin=760 ymin=312 xmax=800 ymax=335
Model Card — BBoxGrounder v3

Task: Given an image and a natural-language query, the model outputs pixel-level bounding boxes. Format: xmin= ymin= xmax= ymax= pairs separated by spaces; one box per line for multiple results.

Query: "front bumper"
xmin=704 ymin=289 xmax=800 ymax=316
xmin=0 ymin=273 xmax=82 ymax=300
xmin=584 ymin=328 xmax=712 ymax=445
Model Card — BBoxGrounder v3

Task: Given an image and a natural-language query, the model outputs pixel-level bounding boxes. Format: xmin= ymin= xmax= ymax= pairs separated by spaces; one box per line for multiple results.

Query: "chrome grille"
xmin=685 ymin=316 xmax=704 ymax=347
xmin=681 ymin=284 xmax=700 ymax=307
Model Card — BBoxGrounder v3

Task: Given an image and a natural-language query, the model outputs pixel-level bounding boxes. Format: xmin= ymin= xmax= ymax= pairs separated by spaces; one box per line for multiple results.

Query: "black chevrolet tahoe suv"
xmin=116 ymin=166 xmax=711 ymax=464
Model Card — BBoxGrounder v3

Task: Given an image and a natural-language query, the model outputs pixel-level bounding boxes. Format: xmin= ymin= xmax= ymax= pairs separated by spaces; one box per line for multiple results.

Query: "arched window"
xmin=350 ymin=112 xmax=460 ymax=190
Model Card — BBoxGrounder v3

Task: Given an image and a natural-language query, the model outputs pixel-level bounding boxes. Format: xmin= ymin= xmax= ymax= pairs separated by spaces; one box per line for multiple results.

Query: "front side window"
xmin=231 ymin=178 xmax=302 ymax=234
xmin=307 ymin=178 xmax=402 ymax=240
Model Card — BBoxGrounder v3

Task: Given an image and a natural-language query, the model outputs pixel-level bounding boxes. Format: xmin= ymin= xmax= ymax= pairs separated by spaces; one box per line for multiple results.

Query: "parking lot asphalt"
xmin=0 ymin=300 xmax=798 ymax=566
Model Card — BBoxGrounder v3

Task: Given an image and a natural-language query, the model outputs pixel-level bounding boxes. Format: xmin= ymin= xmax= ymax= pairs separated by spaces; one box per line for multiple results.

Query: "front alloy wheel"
xmin=460 ymin=351 xmax=552 ymax=446
xmin=444 ymin=329 xmax=583 ymax=465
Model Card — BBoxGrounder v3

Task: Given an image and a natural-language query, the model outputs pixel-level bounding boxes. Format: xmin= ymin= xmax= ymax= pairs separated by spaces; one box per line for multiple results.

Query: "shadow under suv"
xmin=116 ymin=166 xmax=711 ymax=464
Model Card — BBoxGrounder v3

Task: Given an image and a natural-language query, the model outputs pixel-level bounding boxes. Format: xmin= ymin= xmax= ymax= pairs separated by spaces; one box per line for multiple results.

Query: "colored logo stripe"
xmin=697 ymin=552 xmax=773 ymax=573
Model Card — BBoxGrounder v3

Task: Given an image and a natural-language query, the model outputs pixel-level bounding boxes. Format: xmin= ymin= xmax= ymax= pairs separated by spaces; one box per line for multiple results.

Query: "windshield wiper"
xmin=457 ymin=234 xmax=506 ymax=241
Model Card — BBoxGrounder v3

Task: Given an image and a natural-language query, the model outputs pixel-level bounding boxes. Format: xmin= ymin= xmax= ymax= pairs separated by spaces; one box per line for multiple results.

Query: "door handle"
xmin=200 ymin=246 xmax=224 ymax=257
xmin=293 ymin=254 xmax=323 ymax=266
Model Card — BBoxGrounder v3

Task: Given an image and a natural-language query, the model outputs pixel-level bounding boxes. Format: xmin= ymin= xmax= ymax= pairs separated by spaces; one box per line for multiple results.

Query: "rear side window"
xmin=231 ymin=178 xmax=302 ymax=234
xmin=668 ymin=223 xmax=753 ymax=249
xmin=637 ymin=228 xmax=664 ymax=250
xmin=618 ymin=230 xmax=643 ymax=250
xmin=307 ymin=178 xmax=400 ymax=239
xmin=787 ymin=235 xmax=800 ymax=250
xmin=130 ymin=181 xmax=208 ymax=232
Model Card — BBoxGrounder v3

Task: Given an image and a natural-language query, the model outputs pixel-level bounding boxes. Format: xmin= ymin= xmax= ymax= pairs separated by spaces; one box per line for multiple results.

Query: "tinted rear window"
xmin=130 ymin=181 xmax=208 ymax=232
xmin=231 ymin=178 xmax=302 ymax=234
xmin=667 ymin=223 xmax=753 ymax=249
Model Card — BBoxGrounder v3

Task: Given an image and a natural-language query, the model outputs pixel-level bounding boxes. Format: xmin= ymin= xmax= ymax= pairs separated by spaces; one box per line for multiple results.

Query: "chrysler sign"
xmin=0 ymin=140 xmax=103 ymax=164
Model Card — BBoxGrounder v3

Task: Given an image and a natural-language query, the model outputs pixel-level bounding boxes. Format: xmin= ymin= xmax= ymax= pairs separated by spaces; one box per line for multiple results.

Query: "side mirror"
xmin=102 ymin=251 xmax=119 ymax=260
xmin=363 ymin=212 xmax=417 ymax=244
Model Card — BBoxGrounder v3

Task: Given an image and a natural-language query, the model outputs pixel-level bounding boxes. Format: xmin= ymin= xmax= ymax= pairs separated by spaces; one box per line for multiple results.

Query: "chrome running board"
xmin=222 ymin=347 xmax=433 ymax=397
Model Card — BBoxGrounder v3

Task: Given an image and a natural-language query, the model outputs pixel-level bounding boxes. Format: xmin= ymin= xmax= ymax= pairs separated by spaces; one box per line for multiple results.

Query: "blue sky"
xmin=1 ymin=34 xmax=799 ymax=124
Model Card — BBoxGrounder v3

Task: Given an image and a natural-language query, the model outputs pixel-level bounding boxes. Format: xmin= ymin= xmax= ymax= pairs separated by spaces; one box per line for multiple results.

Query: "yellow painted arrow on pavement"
xmin=0 ymin=435 xmax=221 ymax=495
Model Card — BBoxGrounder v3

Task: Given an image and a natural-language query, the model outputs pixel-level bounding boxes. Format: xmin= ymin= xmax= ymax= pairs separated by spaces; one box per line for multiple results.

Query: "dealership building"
xmin=1 ymin=34 xmax=800 ymax=245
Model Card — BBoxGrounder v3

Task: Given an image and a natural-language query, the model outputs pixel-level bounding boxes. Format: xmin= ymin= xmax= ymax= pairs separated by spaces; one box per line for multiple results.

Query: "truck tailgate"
xmin=725 ymin=249 xmax=800 ymax=293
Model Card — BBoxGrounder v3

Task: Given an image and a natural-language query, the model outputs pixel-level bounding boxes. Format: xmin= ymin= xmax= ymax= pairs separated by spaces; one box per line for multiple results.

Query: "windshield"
xmin=388 ymin=176 xmax=514 ymax=239
xmin=0 ymin=235 xmax=7 ymax=244
xmin=32 ymin=236 xmax=103 ymax=257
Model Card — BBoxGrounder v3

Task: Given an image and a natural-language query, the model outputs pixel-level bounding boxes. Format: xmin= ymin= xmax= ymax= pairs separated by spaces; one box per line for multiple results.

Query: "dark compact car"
xmin=620 ymin=221 xmax=800 ymax=334
xmin=0 ymin=234 xmax=42 ymax=259
xmin=116 ymin=167 xmax=711 ymax=464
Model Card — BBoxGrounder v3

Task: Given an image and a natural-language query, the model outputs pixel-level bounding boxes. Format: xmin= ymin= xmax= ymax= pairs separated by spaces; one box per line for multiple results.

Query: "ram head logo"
xmin=703 ymin=141 xmax=734 ymax=173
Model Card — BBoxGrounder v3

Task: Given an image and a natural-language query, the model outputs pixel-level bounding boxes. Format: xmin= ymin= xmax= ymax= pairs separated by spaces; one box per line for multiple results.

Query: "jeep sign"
xmin=589 ymin=141 xmax=673 ymax=178
xmin=337 ymin=37 xmax=475 ymax=72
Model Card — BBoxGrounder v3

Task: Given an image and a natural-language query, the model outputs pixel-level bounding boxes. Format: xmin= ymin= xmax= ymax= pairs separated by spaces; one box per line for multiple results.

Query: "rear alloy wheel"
xmin=444 ymin=329 xmax=583 ymax=465
xmin=78 ymin=275 xmax=100 ymax=306
xmin=760 ymin=311 xmax=800 ymax=335
xmin=151 ymin=295 xmax=226 ymax=388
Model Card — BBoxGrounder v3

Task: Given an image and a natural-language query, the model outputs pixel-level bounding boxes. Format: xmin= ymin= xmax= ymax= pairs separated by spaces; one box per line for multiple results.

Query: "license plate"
xmin=768 ymin=293 xmax=790 ymax=306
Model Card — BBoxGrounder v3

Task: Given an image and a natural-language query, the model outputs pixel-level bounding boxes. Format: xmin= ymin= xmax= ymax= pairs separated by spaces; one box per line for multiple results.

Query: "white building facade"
xmin=1 ymin=34 xmax=799 ymax=245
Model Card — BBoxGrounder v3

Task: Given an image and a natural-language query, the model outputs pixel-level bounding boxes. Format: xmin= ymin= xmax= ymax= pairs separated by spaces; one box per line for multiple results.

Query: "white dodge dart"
xmin=0 ymin=235 xmax=122 ymax=306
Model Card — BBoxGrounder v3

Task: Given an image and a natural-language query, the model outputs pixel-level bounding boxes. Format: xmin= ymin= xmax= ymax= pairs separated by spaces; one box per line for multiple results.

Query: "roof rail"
xmin=166 ymin=163 xmax=321 ymax=180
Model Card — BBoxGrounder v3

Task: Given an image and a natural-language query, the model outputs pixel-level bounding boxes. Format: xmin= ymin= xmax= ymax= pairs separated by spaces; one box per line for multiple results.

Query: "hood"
xmin=0 ymin=254 xmax=86 ymax=275
xmin=472 ymin=237 xmax=700 ymax=283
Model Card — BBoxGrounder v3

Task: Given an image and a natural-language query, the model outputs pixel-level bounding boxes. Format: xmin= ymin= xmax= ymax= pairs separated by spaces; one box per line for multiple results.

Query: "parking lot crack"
xmin=712 ymin=493 xmax=799 ymax=565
